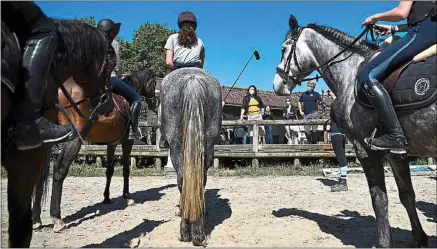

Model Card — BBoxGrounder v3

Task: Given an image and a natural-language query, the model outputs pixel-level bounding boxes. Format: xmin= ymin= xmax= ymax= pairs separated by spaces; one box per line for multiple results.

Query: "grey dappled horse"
xmin=273 ymin=20 xmax=435 ymax=247
xmin=160 ymin=68 xmax=222 ymax=246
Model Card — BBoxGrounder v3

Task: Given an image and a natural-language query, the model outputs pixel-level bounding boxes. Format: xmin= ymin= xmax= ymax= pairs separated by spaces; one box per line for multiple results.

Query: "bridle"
xmin=276 ymin=24 xmax=376 ymax=87
xmin=54 ymin=49 xmax=113 ymax=143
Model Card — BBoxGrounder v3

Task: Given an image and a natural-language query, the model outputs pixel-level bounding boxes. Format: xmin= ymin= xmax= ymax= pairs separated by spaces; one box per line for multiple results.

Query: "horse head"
xmin=122 ymin=69 xmax=159 ymax=113
xmin=273 ymin=14 xmax=319 ymax=96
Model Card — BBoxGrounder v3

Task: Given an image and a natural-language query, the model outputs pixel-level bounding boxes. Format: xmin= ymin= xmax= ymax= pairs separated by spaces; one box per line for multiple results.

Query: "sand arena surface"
xmin=1 ymin=175 xmax=436 ymax=247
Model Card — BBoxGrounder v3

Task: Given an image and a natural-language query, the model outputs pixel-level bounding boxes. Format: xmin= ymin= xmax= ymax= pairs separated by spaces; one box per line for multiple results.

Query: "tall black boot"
xmin=15 ymin=32 xmax=74 ymax=150
xmin=364 ymin=82 xmax=407 ymax=154
xmin=128 ymin=101 xmax=141 ymax=140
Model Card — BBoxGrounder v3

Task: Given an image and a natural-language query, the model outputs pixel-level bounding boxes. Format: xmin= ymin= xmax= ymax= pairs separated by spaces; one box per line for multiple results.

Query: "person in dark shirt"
xmin=298 ymin=80 xmax=322 ymax=144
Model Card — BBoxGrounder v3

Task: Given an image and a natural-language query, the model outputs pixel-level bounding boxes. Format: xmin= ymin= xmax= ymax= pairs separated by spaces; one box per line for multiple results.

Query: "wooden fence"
xmin=60 ymin=119 xmax=360 ymax=169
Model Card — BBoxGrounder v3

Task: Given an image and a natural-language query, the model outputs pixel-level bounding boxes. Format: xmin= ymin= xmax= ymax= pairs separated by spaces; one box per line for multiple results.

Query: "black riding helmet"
xmin=97 ymin=19 xmax=121 ymax=41
xmin=178 ymin=11 xmax=197 ymax=30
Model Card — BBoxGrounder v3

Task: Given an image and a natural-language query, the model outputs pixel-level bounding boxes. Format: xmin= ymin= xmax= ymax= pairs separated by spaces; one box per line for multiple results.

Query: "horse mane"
xmin=51 ymin=19 xmax=108 ymax=68
xmin=306 ymin=23 xmax=378 ymax=55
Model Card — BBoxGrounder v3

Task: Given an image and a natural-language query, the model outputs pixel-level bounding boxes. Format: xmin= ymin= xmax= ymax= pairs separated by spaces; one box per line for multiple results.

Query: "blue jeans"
xmin=242 ymin=133 xmax=248 ymax=144
xmin=110 ymin=77 xmax=141 ymax=105
xmin=358 ymin=17 xmax=437 ymax=86
xmin=264 ymin=126 xmax=273 ymax=144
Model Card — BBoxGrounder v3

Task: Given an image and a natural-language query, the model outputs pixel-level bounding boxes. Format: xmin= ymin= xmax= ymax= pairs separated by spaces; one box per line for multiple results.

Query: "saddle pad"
xmin=356 ymin=55 xmax=437 ymax=110
xmin=112 ymin=94 xmax=130 ymax=118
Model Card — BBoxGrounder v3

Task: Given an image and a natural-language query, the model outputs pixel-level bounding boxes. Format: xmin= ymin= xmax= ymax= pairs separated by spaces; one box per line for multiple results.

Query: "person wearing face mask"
xmin=298 ymin=80 xmax=322 ymax=144
xmin=241 ymin=85 xmax=265 ymax=144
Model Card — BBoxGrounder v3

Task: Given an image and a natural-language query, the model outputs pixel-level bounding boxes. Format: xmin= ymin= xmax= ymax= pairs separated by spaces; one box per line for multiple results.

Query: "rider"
xmin=96 ymin=19 xmax=142 ymax=140
xmin=358 ymin=0 xmax=436 ymax=154
xmin=162 ymin=11 xmax=205 ymax=170
xmin=2 ymin=1 xmax=74 ymax=150
xmin=164 ymin=11 xmax=205 ymax=72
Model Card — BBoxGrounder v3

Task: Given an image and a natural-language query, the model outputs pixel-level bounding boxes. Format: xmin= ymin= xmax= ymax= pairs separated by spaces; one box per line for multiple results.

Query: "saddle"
xmin=355 ymin=38 xmax=437 ymax=110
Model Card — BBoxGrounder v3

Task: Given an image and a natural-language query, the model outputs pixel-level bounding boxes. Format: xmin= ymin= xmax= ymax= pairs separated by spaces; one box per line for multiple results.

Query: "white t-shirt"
xmin=164 ymin=33 xmax=205 ymax=65
xmin=111 ymin=39 xmax=121 ymax=77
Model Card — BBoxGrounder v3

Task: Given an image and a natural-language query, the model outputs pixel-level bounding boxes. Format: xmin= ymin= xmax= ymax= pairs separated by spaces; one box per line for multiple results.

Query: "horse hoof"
xmin=412 ymin=238 xmax=428 ymax=248
xmin=53 ymin=223 xmax=66 ymax=233
xmin=178 ymin=234 xmax=191 ymax=242
xmin=192 ymin=234 xmax=207 ymax=247
xmin=33 ymin=222 xmax=42 ymax=230
xmin=126 ymin=199 xmax=135 ymax=206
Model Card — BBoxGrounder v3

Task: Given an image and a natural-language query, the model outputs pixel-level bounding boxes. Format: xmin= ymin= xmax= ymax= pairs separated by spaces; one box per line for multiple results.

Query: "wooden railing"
xmin=55 ymin=119 xmax=360 ymax=169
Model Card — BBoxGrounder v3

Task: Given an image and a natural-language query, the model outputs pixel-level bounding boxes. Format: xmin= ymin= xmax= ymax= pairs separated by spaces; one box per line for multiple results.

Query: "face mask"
xmin=249 ymin=89 xmax=255 ymax=95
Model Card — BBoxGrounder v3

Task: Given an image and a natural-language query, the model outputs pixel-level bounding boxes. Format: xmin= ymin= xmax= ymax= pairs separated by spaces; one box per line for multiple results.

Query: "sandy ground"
xmin=1 ymin=175 xmax=436 ymax=248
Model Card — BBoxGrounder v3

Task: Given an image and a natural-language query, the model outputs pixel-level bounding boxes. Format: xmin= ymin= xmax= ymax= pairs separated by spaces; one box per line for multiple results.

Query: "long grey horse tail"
xmin=180 ymin=75 xmax=206 ymax=223
xmin=32 ymin=149 xmax=51 ymax=206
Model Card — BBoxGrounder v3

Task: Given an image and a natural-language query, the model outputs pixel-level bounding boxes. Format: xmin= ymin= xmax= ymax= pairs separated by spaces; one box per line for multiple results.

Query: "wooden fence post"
xmin=252 ymin=123 xmax=259 ymax=167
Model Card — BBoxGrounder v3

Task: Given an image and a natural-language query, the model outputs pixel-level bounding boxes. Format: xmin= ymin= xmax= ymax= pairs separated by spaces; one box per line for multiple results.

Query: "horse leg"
xmin=31 ymin=179 xmax=44 ymax=230
xmin=169 ymin=142 xmax=190 ymax=242
xmin=32 ymin=152 xmax=51 ymax=230
xmin=387 ymin=154 xmax=428 ymax=247
xmin=103 ymin=144 xmax=117 ymax=204
xmin=50 ymin=137 xmax=82 ymax=233
xmin=121 ymin=138 xmax=134 ymax=204
xmin=356 ymin=145 xmax=393 ymax=247
xmin=6 ymin=147 xmax=47 ymax=247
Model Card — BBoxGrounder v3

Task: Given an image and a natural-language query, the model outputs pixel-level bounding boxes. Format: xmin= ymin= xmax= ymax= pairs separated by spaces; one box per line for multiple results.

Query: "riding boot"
xmin=14 ymin=32 xmax=74 ymax=150
xmin=128 ymin=101 xmax=141 ymax=140
xmin=364 ymin=82 xmax=407 ymax=154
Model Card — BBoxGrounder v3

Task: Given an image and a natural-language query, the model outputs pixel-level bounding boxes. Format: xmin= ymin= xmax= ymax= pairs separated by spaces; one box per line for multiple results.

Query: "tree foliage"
xmin=121 ymin=23 xmax=175 ymax=77
xmin=74 ymin=17 xmax=175 ymax=77
xmin=76 ymin=16 xmax=96 ymax=27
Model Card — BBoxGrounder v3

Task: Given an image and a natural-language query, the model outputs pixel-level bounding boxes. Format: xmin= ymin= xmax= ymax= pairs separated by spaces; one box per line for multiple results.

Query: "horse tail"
xmin=180 ymin=76 xmax=206 ymax=222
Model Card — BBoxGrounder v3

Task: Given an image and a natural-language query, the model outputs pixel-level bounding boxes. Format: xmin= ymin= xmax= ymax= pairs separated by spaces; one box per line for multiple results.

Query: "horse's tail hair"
xmin=180 ymin=75 xmax=206 ymax=222
xmin=32 ymin=149 xmax=51 ymax=206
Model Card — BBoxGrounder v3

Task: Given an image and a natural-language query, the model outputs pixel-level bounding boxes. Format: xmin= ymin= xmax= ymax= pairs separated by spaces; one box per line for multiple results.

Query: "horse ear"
xmin=289 ymin=14 xmax=299 ymax=30
xmin=109 ymin=23 xmax=121 ymax=41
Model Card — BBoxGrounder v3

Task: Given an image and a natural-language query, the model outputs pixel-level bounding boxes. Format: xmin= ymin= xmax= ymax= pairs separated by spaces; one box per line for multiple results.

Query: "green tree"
xmin=76 ymin=16 xmax=96 ymax=27
xmin=122 ymin=23 xmax=176 ymax=77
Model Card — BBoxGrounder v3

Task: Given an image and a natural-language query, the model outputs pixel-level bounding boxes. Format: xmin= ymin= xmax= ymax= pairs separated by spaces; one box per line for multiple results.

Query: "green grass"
xmin=1 ymin=157 xmax=434 ymax=178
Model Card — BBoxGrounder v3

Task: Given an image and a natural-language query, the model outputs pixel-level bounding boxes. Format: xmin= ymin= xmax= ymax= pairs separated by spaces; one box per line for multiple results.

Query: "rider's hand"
xmin=299 ymin=110 xmax=305 ymax=117
xmin=362 ymin=15 xmax=377 ymax=27
xmin=374 ymin=24 xmax=392 ymax=35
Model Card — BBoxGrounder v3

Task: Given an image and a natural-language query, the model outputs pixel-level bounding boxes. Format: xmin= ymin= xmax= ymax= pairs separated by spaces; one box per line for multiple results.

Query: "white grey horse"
xmin=273 ymin=17 xmax=435 ymax=247
xmin=160 ymin=67 xmax=222 ymax=246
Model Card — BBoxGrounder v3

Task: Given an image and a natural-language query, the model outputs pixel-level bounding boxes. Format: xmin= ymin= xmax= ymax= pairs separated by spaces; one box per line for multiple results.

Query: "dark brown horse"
xmin=1 ymin=19 xmax=112 ymax=247
xmin=31 ymin=69 xmax=159 ymax=232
